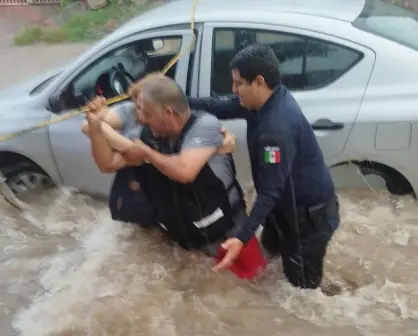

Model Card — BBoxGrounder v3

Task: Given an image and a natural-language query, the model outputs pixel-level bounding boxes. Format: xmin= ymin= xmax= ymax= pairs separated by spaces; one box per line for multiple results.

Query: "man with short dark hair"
xmin=188 ymin=43 xmax=340 ymax=289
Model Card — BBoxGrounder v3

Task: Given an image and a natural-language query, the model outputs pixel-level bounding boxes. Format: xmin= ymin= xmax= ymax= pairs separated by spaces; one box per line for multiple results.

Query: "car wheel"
xmin=1 ymin=162 xmax=55 ymax=198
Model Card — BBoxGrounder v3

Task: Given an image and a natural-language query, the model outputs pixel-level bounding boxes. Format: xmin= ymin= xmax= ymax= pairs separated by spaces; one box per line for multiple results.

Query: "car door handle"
xmin=311 ymin=119 xmax=344 ymax=131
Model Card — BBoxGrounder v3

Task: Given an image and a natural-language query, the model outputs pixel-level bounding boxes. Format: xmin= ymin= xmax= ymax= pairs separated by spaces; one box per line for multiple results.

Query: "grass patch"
xmin=41 ymin=28 xmax=69 ymax=43
xmin=61 ymin=2 xmax=123 ymax=41
xmin=14 ymin=25 xmax=69 ymax=45
xmin=13 ymin=0 xmax=161 ymax=46
xmin=59 ymin=0 xmax=78 ymax=7
xmin=14 ymin=26 xmax=43 ymax=46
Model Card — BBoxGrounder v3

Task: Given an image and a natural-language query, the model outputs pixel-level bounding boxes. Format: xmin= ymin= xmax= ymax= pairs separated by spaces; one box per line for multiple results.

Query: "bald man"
xmin=81 ymin=76 xmax=236 ymax=228
xmin=83 ymin=74 xmax=249 ymax=262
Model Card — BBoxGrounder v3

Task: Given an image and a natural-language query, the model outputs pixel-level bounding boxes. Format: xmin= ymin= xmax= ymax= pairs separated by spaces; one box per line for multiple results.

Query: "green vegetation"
xmin=59 ymin=0 xmax=78 ymax=8
xmin=14 ymin=26 xmax=43 ymax=46
xmin=14 ymin=0 xmax=163 ymax=46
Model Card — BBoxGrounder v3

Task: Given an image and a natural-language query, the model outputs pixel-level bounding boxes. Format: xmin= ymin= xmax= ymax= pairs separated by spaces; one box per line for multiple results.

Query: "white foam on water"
xmin=0 ymin=188 xmax=417 ymax=336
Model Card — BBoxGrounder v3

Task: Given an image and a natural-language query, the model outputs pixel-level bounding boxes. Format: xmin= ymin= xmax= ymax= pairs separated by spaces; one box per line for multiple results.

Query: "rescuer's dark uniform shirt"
xmin=188 ymin=85 xmax=336 ymax=244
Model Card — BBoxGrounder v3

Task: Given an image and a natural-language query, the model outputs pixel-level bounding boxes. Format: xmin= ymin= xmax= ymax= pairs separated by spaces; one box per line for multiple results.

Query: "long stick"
xmin=0 ymin=94 xmax=129 ymax=142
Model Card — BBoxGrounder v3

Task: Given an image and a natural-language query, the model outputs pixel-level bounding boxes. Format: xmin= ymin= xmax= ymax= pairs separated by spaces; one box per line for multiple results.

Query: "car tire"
xmin=1 ymin=162 xmax=55 ymax=197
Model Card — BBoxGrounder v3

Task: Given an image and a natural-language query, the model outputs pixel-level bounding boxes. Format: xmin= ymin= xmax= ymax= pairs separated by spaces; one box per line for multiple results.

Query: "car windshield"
xmin=352 ymin=0 xmax=418 ymax=51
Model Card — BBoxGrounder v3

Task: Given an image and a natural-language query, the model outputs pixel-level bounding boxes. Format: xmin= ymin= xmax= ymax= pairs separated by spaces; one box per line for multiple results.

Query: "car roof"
xmin=124 ymin=0 xmax=366 ymax=31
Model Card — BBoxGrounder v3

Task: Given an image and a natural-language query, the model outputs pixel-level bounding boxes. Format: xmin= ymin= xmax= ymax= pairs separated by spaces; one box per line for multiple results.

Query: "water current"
xmin=1 ymin=186 xmax=418 ymax=336
xmin=1 ymin=10 xmax=418 ymax=333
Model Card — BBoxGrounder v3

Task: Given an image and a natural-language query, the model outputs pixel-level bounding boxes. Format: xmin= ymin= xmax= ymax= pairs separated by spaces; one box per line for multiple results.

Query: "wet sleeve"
xmin=112 ymin=101 xmax=136 ymax=134
xmin=187 ymin=95 xmax=250 ymax=120
xmin=236 ymin=129 xmax=297 ymax=244
xmin=181 ymin=114 xmax=223 ymax=150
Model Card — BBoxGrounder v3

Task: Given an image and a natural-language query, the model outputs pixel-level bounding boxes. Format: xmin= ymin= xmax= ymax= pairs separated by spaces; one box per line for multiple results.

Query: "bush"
xmin=13 ymin=26 xmax=43 ymax=46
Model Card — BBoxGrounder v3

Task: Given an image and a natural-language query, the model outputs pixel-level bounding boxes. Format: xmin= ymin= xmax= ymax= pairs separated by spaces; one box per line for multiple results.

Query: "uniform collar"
xmin=257 ymin=85 xmax=283 ymax=118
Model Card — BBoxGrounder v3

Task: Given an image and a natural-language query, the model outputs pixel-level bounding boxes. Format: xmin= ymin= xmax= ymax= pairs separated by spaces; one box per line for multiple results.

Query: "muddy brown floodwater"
xmin=1 ymin=6 xmax=418 ymax=336
xmin=1 ymin=187 xmax=418 ymax=336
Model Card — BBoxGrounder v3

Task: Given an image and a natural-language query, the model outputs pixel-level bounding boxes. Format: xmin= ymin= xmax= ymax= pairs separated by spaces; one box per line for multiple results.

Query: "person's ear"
xmin=166 ymin=105 xmax=175 ymax=116
xmin=163 ymin=105 xmax=176 ymax=123
xmin=254 ymin=75 xmax=265 ymax=88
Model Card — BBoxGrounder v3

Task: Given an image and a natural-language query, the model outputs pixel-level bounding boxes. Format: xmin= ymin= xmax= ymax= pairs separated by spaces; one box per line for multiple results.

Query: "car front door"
xmin=47 ymin=29 xmax=194 ymax=197
xmin=199 ymin=22 xmax=375 ymax=187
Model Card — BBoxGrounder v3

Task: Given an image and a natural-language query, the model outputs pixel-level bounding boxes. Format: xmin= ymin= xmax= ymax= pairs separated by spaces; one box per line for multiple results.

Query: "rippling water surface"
xmin=2 ymin=2 xmax=418 ymax=334
xmin=1 ymin=187 xmax=418 ymax=336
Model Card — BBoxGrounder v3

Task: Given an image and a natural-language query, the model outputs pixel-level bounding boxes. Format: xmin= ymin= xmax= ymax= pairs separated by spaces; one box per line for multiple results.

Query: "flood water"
xmin=1 ymin=6 xmax=418 ymax=334
xmin=1 ymin=186 xmax=418 ymax=336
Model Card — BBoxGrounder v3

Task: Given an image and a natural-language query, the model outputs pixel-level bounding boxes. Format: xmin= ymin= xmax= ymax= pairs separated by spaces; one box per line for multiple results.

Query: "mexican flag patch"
xmin=264 ymin=146 xmax=280 ymax=164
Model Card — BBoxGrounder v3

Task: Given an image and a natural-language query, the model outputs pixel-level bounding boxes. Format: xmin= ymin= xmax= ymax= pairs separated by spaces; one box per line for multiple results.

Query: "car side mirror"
xmin=49 ymin=85 xmax=85 ymax=113
xmin=49 ymin=91 xmax=65 ymax=113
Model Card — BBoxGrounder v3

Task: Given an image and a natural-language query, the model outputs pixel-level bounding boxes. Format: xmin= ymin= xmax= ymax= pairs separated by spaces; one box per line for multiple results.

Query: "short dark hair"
xmin=230 ymin=44 xmax=281 ymax=90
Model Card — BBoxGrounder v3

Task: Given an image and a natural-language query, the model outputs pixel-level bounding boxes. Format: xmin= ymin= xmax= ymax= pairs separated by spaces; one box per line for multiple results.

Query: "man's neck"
xmin=169 ymin=109 xmax=192 ymax=139
xmin=255 ymin=89 xmax=274 ymax=111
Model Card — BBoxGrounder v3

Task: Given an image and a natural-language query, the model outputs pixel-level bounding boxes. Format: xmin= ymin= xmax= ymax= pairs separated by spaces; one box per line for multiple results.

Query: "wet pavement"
xmin=0 ymin=5 xmax=89 ymax=89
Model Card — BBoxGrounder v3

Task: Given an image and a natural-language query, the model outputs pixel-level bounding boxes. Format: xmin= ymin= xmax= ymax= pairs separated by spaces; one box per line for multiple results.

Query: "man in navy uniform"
xmin=188 ymin=44 xmax=340 ymax=289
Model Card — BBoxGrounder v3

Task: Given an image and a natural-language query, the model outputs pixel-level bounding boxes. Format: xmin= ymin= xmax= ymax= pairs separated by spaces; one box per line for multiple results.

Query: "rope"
xmin=0 ymin=0 xmax=199 ymax=144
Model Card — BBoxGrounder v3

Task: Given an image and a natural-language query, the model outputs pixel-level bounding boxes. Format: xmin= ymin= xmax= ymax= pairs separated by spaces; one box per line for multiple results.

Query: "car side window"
xmin=210 ymin=28 xmax=363 ymax=96
xmin=60 ymin=35 xmax=183 ymax=110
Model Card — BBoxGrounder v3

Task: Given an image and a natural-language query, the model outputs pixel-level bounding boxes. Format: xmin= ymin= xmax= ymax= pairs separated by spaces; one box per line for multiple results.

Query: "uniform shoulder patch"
xmin=264 ymin=146 xmax=280 ymax=164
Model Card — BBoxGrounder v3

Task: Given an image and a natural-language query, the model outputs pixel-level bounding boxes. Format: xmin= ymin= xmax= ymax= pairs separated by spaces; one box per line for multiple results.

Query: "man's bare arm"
xmin=81 ymin=104 xmax=145 ymax=166
xmin=89 ymin=121 xmax=128 ymax=173
xmin=100 ymin=123 xmax=145 ymax=167
xmin=81 ymin=109 xmax=123 ymax=137
xmin=138 ymin=144 xmax=217 ymax=184
xmin=123 ymin=114 xmax=225 ymax=183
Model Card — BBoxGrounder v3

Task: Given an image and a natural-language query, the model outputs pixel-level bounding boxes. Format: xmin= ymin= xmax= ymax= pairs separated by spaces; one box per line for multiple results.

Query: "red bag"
xmin=215 ymin=236 xmax=267 ymax=280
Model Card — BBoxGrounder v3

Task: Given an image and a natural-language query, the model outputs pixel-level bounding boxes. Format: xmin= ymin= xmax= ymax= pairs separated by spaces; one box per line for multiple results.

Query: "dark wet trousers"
xmin=261 ymin=195 xmax=340 ymax=289
xmin=108 ymin=167 xmax=247 ymax=256
xmin=109 ymin=167 xmax=157 ymax=228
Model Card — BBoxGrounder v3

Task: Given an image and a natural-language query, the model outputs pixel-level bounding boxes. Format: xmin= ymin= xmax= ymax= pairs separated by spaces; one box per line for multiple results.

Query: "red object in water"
xmin=215 ymin=236 xmax=267 ymax=280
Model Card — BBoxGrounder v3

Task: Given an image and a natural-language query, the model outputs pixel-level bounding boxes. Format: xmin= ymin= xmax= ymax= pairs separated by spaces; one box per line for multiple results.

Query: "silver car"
xmin=0 ymin=0 xmax=417 ymax=201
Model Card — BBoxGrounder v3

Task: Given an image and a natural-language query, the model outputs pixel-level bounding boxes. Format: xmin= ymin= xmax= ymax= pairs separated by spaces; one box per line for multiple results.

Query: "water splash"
xmin=0 ymin=188 xmax=417 ymax=336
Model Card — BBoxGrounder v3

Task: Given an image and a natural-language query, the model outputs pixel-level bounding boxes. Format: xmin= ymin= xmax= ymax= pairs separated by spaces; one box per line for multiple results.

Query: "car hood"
xmin=0 ymin=66 xmax=63 ymax=101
